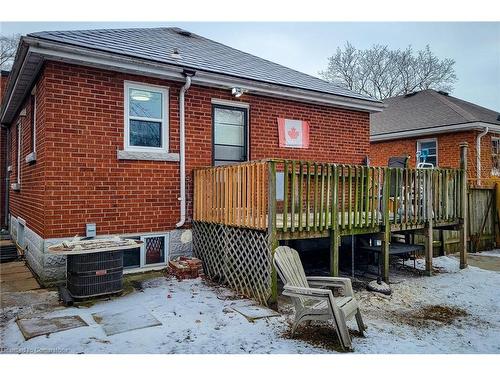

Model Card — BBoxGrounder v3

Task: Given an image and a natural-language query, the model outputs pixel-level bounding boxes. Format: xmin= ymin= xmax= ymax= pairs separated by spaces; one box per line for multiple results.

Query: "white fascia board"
xmin=25 ymin=39 xmax=385 ymax=113
xmin=28 ymin=44 xmax=186 ymax=81
xmin=0 ymin=47 xmax=32 ymax=124
xmin=195 ymin=71 xmax=385 ymax=113
xmin=370 ymin=122 xmax=500 ymax=142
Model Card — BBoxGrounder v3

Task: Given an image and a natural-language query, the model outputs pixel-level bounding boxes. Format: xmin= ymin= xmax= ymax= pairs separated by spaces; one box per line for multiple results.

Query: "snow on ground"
xmin=1 ymin=278 xmax=324 ymax=354
xmin=1 ymin=256 xmax=500 ymax=354
xmin=475 ymin=249 xmax=500 ymax=257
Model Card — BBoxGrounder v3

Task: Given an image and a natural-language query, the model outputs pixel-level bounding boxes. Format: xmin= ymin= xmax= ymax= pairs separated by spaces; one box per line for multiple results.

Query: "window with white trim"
xmin=491 ymin=137 xmax=500 ymax=176
xmin=124 ymin=82 xmax=169 ymax=152
xmin=417 ymin=138 xmax=438 ymax=167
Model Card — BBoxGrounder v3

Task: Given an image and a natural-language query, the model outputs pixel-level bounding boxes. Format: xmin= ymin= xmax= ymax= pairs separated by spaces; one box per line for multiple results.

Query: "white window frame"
xmin=140 ymin=234 xmax=169 ymax=268
xmin=417 ymin=138 xmax=438 ymax=167
xmin=124 ymin=81 xmax=169 ymax=153
xmin=122 ymin=233 xmax=169 ymax=271
xmin=491 ymin=136 xmax=500 ymax=176
xmin=17 ymin=217 xmax=26 ymax=249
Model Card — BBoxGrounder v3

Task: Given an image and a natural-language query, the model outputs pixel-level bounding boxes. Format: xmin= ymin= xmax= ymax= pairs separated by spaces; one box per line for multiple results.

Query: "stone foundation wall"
xmin=9 ymin=214 xmax=193 ymax=287
xmin=169 ymin=229 xmax=193 ymax=259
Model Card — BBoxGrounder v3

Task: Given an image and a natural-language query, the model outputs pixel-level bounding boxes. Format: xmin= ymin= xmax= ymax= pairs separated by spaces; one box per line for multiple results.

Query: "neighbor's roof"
xmin=29 ymin=27 xmax=376 ymax=102
xmin=371 ymin=89 xmax=500 ymax=138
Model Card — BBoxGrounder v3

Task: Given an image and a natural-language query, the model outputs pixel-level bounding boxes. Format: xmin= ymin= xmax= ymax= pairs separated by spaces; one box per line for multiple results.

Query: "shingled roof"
xmin=371 ymin=89 xmax=500 ymax=137
xmin=28 ymin=27 xmax=376 ymax=102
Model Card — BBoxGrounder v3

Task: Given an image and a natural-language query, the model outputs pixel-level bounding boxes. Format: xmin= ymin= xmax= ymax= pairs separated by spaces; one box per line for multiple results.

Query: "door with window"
xmin=212 ymin=104 xmax=248 ymax=166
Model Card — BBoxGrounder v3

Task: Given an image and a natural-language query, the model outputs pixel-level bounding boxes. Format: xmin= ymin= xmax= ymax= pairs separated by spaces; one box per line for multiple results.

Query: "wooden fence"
xmin=413 ymin=186 xmax=497 ymax=254
xmin=468 ymin=186 xmax=496 ymax=251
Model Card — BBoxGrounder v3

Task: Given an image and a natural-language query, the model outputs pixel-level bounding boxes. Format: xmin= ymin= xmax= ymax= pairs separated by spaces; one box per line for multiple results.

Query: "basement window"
xmin=124 ymin=81 xmax=169 ymax=153
xmin=123 ymin=234 xmax=169 ymax=270
xmin=492 ymin=137 xmax=500 ymax=176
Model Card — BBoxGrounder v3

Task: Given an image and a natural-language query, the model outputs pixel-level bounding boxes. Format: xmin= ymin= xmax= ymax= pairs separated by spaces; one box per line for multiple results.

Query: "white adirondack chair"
xmin=273 ymin=246 xmax=366 ymax=351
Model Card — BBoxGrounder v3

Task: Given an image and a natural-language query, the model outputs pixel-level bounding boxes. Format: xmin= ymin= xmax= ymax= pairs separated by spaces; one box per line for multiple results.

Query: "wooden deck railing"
xmin=193 ymin=159 xmax=465 ymax=235
xmin=193 ymin=160 xmax=268 ymax=229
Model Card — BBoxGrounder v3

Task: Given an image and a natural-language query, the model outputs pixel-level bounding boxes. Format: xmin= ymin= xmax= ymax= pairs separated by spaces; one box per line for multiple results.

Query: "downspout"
xmin=2 ymin=125 xmax=9 ymax=228
xmin=476 ymin=126 xmax=489 ymax=186
xmin=176 ymin=71 xmax=195 ymax=228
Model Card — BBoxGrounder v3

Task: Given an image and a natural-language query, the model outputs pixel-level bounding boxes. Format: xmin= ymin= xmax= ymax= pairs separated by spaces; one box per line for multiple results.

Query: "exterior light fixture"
xmin=231 ymin=87 xmax=246 ymax=98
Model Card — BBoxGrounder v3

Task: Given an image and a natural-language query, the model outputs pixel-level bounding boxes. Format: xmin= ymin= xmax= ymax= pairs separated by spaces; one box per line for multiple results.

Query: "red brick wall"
xmin=1 ymin=71 xmax=11 ymax=227
xmin=9 ymin=61 xmax=370 ymax=238
xmin=370 ymin=130 xmax=499 ymax=181
xmin=7 ymin=68 xmax=47 ymax=236
xmin=0 ymin=126 xmax=7 ymax=228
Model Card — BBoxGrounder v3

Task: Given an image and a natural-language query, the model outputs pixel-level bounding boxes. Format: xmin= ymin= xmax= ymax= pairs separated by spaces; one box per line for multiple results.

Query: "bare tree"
xmin=0 ymin=34 xmax=21 ymax=71
xmin=320 ymin=43 xmax=457 ymax=100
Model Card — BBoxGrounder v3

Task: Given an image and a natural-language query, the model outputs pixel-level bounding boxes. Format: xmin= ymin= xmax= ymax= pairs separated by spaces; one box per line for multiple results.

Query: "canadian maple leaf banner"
xmin=277 ymin=118 xmax=310 ymax=148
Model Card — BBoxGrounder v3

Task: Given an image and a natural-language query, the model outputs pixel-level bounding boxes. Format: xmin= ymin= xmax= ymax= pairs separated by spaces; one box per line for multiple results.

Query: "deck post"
xmin=267 ymin=161 xmax=279 ymax=307
xmin=330 ymin=165 xmax=340 ymax=276
xmin=381 ymin=168 xmax=391 ymax=282
xmin=496 ymin=182 xmax=500 ymax=247
xmin=330 ymin=232 xmax=340 ymax=276
xmin=424 ymin=169 xmax=434 ymax=276
xmin=459 ymin=142 xmax=469 ymax=269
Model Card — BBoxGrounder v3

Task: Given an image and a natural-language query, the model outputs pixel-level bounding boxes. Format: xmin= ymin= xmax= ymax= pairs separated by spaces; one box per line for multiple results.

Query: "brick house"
xmin=370 ymin=89 xmax=500 ymax=183
xmin=0 ymin=27 xmax=383 ymax=285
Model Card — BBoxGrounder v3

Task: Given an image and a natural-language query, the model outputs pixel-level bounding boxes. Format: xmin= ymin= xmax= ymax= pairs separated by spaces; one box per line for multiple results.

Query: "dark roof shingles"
xmin=29 ymin=27 xmax=377 ymax=103
xmin=370 ymin=89 xmax=500 ymax=136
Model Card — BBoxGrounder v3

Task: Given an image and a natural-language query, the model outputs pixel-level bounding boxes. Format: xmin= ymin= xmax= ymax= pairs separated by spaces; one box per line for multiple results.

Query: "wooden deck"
xmin=193 ymin=150 xmax=469 ymax=298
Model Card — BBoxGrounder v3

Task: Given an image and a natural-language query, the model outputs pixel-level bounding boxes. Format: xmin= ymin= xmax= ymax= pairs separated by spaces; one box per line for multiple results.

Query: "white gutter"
xmin=176 ymin=73 xmax=193 ymax=228
xmin=476 ymin=126 xmax=489 ymax=185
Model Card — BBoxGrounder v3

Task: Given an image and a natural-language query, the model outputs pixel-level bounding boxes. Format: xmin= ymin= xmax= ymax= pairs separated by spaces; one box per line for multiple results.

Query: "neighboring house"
xmin=370 ymin=89 xmax=500 ymax=183
xmin=0 ymin=27 xmax=384 ymax=284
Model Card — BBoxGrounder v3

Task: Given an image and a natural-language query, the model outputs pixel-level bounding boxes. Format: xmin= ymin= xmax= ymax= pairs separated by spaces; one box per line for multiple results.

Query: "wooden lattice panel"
xmin=193 ymin=221 xmax=226 ymax=280
xmin=193 ymin=221 xmax=271 ymax=305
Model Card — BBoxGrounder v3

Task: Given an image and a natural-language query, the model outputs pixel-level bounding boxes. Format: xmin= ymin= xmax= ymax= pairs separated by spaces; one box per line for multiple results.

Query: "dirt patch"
xmin=399 ymin=305 xmax=468 ymax=327
xmin=281 ymin=322 xmax=363 ymax=352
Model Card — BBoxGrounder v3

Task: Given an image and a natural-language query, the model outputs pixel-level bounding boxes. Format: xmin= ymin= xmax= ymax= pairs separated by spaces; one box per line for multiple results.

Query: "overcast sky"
xmin=1 ymin=22 xmax=499 ymax=111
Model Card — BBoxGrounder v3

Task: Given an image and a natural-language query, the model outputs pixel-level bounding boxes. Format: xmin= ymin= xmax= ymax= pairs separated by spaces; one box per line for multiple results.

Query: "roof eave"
xmin=1 ymin=36 xmax=384 ymax=124
xmin=370 ymin=122 xmax=500 ymax=142
xmin=0 ymin=38 xmax=34 ymax=124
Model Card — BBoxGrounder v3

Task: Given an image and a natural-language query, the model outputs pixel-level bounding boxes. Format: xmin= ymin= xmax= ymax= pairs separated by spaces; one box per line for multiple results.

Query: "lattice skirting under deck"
xmin=192 ymin=221 xmax=271 ymax=305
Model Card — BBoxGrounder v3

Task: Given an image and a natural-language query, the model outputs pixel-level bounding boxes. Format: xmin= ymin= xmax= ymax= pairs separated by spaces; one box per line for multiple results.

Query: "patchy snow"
xmin=1 ymin=256 xmax=500 ymax=354
xmin=1 ymin=278 xmax=324 ymax=354
xmin=475 ymin=249 xmax=500 ymax=258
